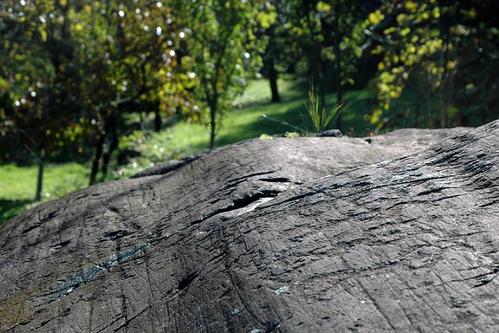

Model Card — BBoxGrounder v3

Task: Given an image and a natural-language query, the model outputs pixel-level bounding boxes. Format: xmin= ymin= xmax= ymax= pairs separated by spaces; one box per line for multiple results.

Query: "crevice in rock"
xmin=227 ymin=170 xmax=277 ymax=184
xmin=178 ymin=271 xmax=199 ymax=291
xmin=258 ymin=177 xmax=300 ymax=184
xmin=191 ymin=190 xmax=281 ymax=225
xmin=49 ymin=240 xmax=71 ymax=250
xmin=131 ymin=154 xmax=203 ymax=178
xmin=213 ymin=190 xmax=280 ymax=214
xmin=102 ymin=230 xmax=134 ymax=242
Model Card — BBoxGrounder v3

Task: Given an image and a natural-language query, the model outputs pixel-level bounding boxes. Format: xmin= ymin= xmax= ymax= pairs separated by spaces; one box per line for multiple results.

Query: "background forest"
xmin=1 ymin=0 xmax=498 ymax=223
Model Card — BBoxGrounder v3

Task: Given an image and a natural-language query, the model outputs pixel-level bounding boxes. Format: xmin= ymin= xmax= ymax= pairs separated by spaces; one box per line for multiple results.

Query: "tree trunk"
xmin=333 ymin=7 xmax=344 ymax=130
xmin=154 ymin=109 xmax=162 ymax=132
xmin=89 ymin=130 xmax=105 ymax=185
xmin=334 ymin=63 xmax=343 ymax=130
xmin=459 ymin=107 xmax=468 ymax=127
xmin=319 ymin=59 xmax=327 ymax=113
xmin=100 ymin=118 xmax=118 ymax=182
xmin=414 ymin=103 xmax=420 ymax=128
xmin=267 ymin=57 xmax=280 ymax=103
xmin=209 ymin=101 xmax=217 ymax=149
xmin=34 ymin=147 xmax=45 ymax=201
xmin=303 ymin=0 xmax=321 ymax=96
xmin=139 ymin=111 xmax=145 ymax=131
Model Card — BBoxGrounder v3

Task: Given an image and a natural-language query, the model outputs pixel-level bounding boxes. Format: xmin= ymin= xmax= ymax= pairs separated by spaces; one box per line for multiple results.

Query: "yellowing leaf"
xmin=259 ymin=133 xmax=273 ymax=140
xmin=396 ymin=14 xmax=406 ymax=25
xmin=405 ymin=1 xmax=418 ymax=13
xmin=39 ymin=28 xmax=47 ymax=42
xmin=368 ymin=11 xmax=384 ymax=25
xmin=354 ymin=46 xmax=362 ymax=58
xmin=384 ymin=27 xmax=396 ymax=35
xmin=257 ymin=11 xmax=277 ymax=29
xmin=371 ymin=45 xmax=384 ymax=55
xmin=446 ymin=61 xmax=456 ymax=70
xmin=432 ymin=7 xmax=440 ymax=19
xmin=316 ymin=1 xmax=331 ymax=12
xmin=370 ymin=108 xmax=383 ymax=125
xmin=400 ymin=27 xmax=411 ymax=37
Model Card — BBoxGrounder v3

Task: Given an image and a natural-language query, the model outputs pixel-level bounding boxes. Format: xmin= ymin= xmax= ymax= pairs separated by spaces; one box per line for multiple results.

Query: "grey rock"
xmin=1 ymin=123 xmax=497 ymax=332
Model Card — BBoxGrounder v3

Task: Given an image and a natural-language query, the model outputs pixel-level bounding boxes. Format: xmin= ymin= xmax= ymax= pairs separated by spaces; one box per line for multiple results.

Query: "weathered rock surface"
xmin=1 ymin=123 xmax=497 ymax=332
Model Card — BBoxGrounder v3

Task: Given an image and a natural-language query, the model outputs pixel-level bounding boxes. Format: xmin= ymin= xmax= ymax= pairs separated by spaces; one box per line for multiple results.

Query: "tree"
xmin=314 ymin=0 xmax=367 ymax=130
xmin=363 ymin=0 xmax=499 ymax=130
xmin=69 ymin=1 xmax=197 ymax=184
xmin=0 ymin=0 xmax=83 ymax=200
xmin=176 ymin=0 xmax=263 ymax=149
xmin=254 ymin=0 xmax=293 ymax=104
xmin=256 ymin=2 xmax=281 ymax=103
xmin=274 ymin=0 xmax=366 ymax=130
xmin=1 ymin=0 xmax=199 ymax=188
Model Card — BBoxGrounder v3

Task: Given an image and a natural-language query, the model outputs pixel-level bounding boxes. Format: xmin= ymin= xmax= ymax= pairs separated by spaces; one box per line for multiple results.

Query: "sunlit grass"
xmin=233 ymin=78 xmax=303 ymax=107
xmin=0 ymin=163 xmax=88 ymax=223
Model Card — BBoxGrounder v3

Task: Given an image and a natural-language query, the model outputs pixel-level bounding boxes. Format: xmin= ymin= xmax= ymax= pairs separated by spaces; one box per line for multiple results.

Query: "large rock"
xmin=1 ymin=123 xmax=497 ymax=332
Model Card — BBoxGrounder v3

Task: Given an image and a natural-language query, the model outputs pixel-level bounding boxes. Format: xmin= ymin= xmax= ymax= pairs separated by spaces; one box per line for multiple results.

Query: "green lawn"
xmin=0 ymin=163 xmax=89 ymax=223
xmin=0 ymin=79 xmax=376 ymax=223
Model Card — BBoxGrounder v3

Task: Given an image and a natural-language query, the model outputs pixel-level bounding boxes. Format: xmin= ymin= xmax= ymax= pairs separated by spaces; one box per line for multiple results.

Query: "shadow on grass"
xmin=0 ymin=199 xmax=33 ymax=224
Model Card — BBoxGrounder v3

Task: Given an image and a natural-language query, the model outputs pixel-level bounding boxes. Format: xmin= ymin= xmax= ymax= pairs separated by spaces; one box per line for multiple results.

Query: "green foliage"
xmin=118 ymin=130 xmax=146 ymax=152
xmin=257 ymin=5 xmax=277 ymax=29
xmin=0 ymin=0 xmax=85 ymax=159
xmin=364 ymin=0 xmax=499 ymax=129
xmin=304 ymin=87 xmax=338 ymax=132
